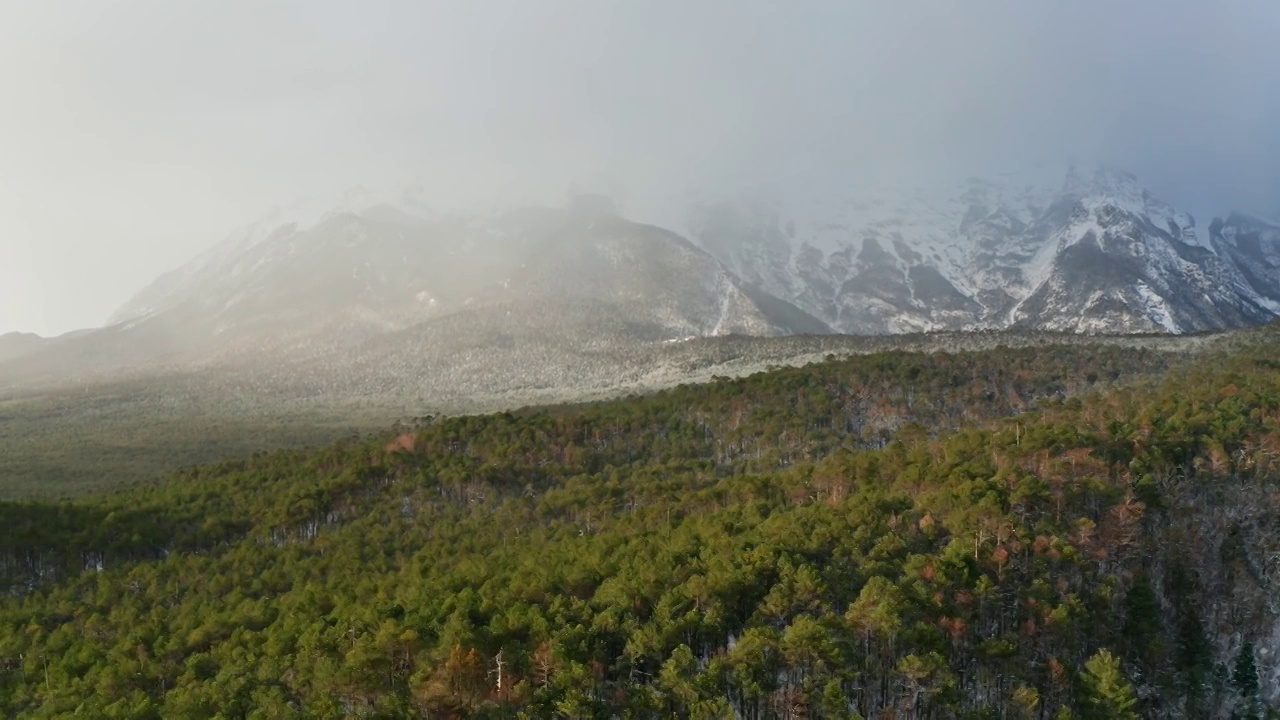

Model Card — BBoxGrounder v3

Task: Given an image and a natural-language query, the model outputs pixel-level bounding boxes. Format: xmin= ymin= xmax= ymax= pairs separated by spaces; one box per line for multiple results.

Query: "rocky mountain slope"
xmin=4 ymin=168 xmax=1278 ymax=398
xmin=0 ymin=196 xmax=828 ymax=391
xmin=1211 ymin=211 xmax=1280 ymax=312
xmin=687 ymin=166 xmax=1280 ymax=334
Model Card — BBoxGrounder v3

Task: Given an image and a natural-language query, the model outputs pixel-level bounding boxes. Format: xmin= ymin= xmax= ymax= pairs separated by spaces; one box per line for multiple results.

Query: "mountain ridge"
xmin=685 ymin=165 xmax=1279 ymax=335
xmin=2 ymin=201 xmax=830 ymax=391
xmin=4 ymin=166 xmax=1278 ymax=398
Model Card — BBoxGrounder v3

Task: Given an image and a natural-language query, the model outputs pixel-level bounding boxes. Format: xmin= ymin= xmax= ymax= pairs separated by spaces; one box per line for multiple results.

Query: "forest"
xmin=2 ymin=328 xmax=1279 ymax=718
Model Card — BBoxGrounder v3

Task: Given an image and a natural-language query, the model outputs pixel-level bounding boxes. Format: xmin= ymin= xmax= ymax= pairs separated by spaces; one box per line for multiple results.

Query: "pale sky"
xmin=2 ymin=0 xmax=1279 ymax=335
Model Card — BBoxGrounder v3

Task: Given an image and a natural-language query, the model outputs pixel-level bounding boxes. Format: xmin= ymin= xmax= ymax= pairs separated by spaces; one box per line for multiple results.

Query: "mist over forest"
xmin=4 ymin=2 xmax=1280 ymax=718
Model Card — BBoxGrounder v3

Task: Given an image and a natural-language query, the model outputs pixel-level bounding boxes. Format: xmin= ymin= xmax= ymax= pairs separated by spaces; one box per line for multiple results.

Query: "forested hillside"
xmin=2 ymin=331 xmax=1279 ymax=718
xmin=0 ymin=330 xmax=1205 ymax=501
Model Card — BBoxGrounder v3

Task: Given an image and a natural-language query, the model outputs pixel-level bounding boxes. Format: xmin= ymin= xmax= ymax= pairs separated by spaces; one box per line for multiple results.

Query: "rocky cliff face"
xmin=1211 ymin=211 xmax=1280 ymax=315
xmin=687 ymin=166 xmax=1280 ymax=334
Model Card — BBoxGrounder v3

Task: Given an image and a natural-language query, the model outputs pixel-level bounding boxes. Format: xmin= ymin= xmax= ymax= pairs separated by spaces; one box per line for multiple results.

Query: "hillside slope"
xmin=3 ymin=327 xmax=1279 ymax=717
xmin=0 ymin=328 xmax=1230 ymax=499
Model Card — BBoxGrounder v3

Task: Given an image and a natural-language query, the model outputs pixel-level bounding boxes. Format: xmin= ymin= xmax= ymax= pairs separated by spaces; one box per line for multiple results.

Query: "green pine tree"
xmin=1080 ymin=649 xmax=1138 ymax=720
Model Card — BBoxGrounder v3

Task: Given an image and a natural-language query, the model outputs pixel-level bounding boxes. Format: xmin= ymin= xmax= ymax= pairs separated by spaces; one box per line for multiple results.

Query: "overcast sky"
xmin=2 ymin=0 xmax=1279 ymax=335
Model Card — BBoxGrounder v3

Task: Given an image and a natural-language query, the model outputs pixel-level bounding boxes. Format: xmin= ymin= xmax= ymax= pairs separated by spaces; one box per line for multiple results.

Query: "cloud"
xmin=2 ymin=0 xmax=1278 ymax=334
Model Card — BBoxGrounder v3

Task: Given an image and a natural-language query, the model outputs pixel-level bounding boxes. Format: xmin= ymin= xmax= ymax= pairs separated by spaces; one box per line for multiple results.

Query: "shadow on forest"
xmin=0 ymin=500 xmax=238 ymax=593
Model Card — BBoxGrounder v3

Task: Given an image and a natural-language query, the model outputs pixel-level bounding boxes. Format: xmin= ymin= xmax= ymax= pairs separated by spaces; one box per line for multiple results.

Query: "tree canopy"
xmin=3 ymin=334 xmax=1280 ymax=717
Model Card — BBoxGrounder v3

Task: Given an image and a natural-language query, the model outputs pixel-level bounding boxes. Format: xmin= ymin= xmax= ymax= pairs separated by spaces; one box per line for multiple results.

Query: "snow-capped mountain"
xmin=107 ymin=185 xmax=438 ymax=326
xmin=1 ymin=193 xmax=828 ymax=388
xmin=687 ymin=166 xmax=1279 ymax=334
xmin=1210 ymin=212 xmax=1280 ymax=315
xmin=134 ymin=192 xmax=823 ymax=349
xmin=6 ymin=167 xmax=1279 ymax=395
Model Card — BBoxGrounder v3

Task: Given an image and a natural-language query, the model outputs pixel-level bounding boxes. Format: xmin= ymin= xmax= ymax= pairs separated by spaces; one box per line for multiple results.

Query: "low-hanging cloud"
xmin=2 ymin=0 xmax=1278 ymax=335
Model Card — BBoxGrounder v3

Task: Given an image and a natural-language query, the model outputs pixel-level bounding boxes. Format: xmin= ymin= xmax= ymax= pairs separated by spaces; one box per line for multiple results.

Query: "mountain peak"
xmin=97 ymin=164 xmax=1280 ymax=358
xmin=87 ymin=195 xmax=830 ymax=384
xmin=686 ymin=165 xmax=1279 ymax=335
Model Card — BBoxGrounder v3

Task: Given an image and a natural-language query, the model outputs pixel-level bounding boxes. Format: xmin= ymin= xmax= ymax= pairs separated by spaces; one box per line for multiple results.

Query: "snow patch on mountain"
xmin=687 ymin=164 xmax=1279 ymax=335
xmin=1134 ymin=281 xmax=1178 ymax=333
